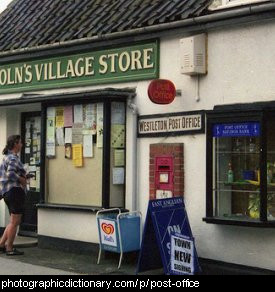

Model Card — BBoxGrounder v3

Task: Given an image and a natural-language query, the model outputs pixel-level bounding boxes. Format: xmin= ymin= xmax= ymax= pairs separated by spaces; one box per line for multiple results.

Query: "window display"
xmin=206 ymin=116 xmax=275 ymax=225
xmin=213 ymin=124 xmax=260 ymax=220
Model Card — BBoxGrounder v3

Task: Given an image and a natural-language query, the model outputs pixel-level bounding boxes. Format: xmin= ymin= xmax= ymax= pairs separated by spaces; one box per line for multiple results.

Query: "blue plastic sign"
xmin=213 ymin=122 xmax=260 ymax=138
xmin=170 ymin=233 xmax=195 ymax=275
xmin=137 ymin=197 xmax=200 ymax=275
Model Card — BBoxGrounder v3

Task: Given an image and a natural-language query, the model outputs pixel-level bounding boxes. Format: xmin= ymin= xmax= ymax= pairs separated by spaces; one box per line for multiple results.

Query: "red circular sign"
xmin=148 ymin=79 xmax=176 ymax=105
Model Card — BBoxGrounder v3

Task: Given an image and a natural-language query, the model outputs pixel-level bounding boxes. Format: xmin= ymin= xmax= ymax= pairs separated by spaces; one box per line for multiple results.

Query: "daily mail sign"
xmin=138 ymin=111 xmax=205 ymax=137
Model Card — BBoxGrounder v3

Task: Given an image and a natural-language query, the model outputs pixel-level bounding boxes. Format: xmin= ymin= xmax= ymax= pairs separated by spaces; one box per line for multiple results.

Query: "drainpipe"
xmin=0 ymin=3 xmax=275 ymax=57
xmin=127 ymin=98 xmax=138 ymax=211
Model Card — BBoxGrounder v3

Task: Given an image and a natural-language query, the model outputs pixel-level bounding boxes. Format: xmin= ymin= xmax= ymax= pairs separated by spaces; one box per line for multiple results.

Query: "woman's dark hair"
xmin=2 ymin=135 xmax=21 ymax=155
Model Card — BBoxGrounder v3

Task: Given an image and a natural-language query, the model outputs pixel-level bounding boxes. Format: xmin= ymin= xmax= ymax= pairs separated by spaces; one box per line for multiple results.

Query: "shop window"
xmin=44 ymin=100 xmax=126 ymax=208
xmin=266 ymin=115 xmax=275 ymax=221
xmin=205 ymin=113 xmax=275 ymax=226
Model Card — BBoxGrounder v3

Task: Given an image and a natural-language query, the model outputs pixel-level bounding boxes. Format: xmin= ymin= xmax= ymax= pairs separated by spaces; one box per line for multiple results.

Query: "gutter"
xmin=0 ymin=2 xmax=275 ymax=57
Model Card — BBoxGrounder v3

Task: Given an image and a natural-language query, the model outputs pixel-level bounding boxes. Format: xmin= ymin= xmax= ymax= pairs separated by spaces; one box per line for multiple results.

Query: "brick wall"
xmin=149 ymin=143 xmax=184 ymax=200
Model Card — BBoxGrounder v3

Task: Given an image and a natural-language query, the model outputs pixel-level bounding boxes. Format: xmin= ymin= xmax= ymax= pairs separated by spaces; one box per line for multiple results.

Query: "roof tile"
xmin=0 ymin=0 xmax=211 ymax=52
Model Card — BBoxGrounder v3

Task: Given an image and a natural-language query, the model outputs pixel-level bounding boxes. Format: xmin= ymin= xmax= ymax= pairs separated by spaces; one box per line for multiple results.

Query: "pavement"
xmin=1 ymin=236 xmax=275 ymax=275
xmin=0 ymin=236 xmax=138 ymax=275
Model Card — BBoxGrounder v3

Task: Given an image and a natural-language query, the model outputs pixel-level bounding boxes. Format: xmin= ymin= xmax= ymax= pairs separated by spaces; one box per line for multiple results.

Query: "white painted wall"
xmin=135 ymin=21 xmax=275 ymax=270
xmin=2 ymin=19 xmax=275 ymax=270
xmin=38 ymin=209 xmax=98 ymax=243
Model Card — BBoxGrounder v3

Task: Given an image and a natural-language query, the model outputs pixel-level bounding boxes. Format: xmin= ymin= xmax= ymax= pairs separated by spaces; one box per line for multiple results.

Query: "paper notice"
xmin=72 ymin=144 xmax=83 ymax=167
xmin=111 ymin=102 xmax=125 ymax=125
xmin=113 ymin=167 xmax=124 ymax=185
xmin=83 ymin=135 xmax=93 ymax=158
xmin=65 ymin=128 xmax=72 ymax=144
xmin=46 ymin=142 xmax=55 ymax=157
xmin=65 ymin=144 xmax=72 ymax=159
xmin=64 ymin=105 xmax=73 ymax=127
xmin=97 ymin=103 xmax=104 ymax=148
xmin=36 ymin=167 xmax=40 ymax=191
xmin=26 ymin=121 xmax=31 ymax=130
xmin=47 ymin=107 xmax=56 ymax=118
xmin=56 ymin=128 xmax=65 ymax=146
xmin=85 ymin=104 xmax=97 ymax=130
xmin=56 ymin=107 xmax=64 ymax=128
xmin=72 ymin=123 xmax=83 ymax=144
xmin=46 ymin=118 xmax=55 ymax=142
xmin=74 ymin=105 xmax=83 ymax=123
xmin=114 ymin=149 xmax=125 ymax=166
xmin=34 ymin=117 xmax=41 ymax=132
xmin=111 ymin=125 xmax=125 ymax=148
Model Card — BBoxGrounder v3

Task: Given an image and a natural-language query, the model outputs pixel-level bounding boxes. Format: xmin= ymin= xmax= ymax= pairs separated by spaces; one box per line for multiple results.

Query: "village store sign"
xmin=0 ymin=41 xmax=159 ymax=94
xmin=138 ymin=111 xmax=205 ymax=137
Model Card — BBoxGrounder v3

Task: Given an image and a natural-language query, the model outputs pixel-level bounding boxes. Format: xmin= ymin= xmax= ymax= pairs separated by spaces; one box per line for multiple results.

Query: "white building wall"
xmin=135 ymin=21 xmax=275 ymax=270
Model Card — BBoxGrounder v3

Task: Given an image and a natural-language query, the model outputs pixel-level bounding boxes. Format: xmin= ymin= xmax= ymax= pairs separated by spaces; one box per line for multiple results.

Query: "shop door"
xmin=19 ymin=112 xmax=42 ymax=235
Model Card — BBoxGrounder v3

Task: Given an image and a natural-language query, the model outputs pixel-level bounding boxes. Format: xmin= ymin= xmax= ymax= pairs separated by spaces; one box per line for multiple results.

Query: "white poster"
xmin=170 ymin=234 xmax=194 ymax=275
xmin=65 ymin=128 xmax=72 ymax=144
xmin=83 ymin=135 xmax=93 ymax=158
xmin=47 ymin=107 xmax=56 ymax=118
xmin=56 ymin=128 xmax=65 ymax=146
xmin=74 ymin=104 xmax=83 ymax=123
xmin=99 ymin=219 xmax=117 ymax=247
xmin=112 ymin=167 xmax=124 ymax=185
xmin=96 ymin=103 xmax=104 ymax=148
xmin=46 ymin=142 xmax=55 ymax=157
xmin=85 ymin=104 xmax=97 ymax=130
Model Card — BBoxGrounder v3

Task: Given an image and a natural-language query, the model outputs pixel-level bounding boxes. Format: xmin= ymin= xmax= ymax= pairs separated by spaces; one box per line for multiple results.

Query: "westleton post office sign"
xmin=0 ymin=41 xmax=159 ymax=94
xmin=138 ymin=111 xmax=205 ymax=137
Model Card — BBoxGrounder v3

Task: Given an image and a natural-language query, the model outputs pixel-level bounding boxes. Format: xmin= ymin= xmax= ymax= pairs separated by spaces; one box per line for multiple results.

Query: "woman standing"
xmin=0 ymin=135 xmax=27 ymax=256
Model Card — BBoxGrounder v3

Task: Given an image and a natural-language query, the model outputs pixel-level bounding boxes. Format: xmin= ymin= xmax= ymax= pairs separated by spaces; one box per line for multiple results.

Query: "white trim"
xmin=209 ymin=0 xmax=270 ymax=10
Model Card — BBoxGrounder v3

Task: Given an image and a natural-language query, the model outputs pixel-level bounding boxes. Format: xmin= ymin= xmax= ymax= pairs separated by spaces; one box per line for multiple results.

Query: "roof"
xmin=0 ymin=0 xmax=211 ymax=52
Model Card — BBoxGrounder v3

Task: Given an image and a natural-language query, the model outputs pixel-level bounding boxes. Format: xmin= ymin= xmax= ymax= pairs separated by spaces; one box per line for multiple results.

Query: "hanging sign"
xmin=148 ymin=79 xmax=176 ymax=104
xmin=136 ymin=197 xmax=200 ymax=275
xmin=213 ymin=122 xmax=260 ymax=138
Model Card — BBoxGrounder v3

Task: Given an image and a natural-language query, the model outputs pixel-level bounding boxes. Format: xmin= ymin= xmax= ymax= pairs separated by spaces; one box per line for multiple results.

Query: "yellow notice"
xmin=72 ymin=144 xmax=83 ymax=167
xmin=56 ymin=107 xmax=64 ymax=128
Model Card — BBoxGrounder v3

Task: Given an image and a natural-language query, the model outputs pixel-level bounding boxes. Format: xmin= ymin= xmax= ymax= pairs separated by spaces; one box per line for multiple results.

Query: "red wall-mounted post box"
xmin=155 ymin=156 xmax=174 ymax=199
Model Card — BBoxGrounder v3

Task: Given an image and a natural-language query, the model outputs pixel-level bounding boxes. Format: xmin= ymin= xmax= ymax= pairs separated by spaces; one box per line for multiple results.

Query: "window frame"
xmin=40 ymin=94 xmax=127 ymax=209
xmin=203 ymin=109 xmax=275 ymax=227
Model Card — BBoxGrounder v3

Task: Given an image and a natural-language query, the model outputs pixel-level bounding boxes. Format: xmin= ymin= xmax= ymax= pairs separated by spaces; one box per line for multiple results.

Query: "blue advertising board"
xmin=136 ymin=197 xmax=200 ymax=275
xmin=213 ymin=122 xmax=260 ymax=138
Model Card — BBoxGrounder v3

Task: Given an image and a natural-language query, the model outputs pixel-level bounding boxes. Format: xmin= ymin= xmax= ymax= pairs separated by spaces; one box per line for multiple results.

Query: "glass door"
xmin=20 ymin=112 xmax=41 ymax=234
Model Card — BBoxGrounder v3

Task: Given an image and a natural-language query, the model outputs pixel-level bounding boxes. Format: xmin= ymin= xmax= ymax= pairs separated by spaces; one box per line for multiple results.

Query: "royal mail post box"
xmin=155 ymin=156 xmax=174 ymax=199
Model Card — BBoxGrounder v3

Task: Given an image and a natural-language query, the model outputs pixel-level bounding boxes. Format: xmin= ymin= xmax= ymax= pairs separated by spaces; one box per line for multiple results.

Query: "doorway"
xmin=19 ymin=112 xmax=41 ymax=235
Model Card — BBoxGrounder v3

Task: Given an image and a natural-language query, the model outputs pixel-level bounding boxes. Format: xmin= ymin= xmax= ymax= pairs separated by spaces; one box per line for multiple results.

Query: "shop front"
xmin=0 ymin=40 xmax=158 ymax=249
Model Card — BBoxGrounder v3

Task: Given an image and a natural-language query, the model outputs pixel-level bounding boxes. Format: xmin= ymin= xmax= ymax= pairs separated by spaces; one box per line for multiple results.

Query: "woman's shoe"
xmin=6 ymin=248 xmax=24 ymax=256
xmin=0 ymin=246 xmax=6 ymax=253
